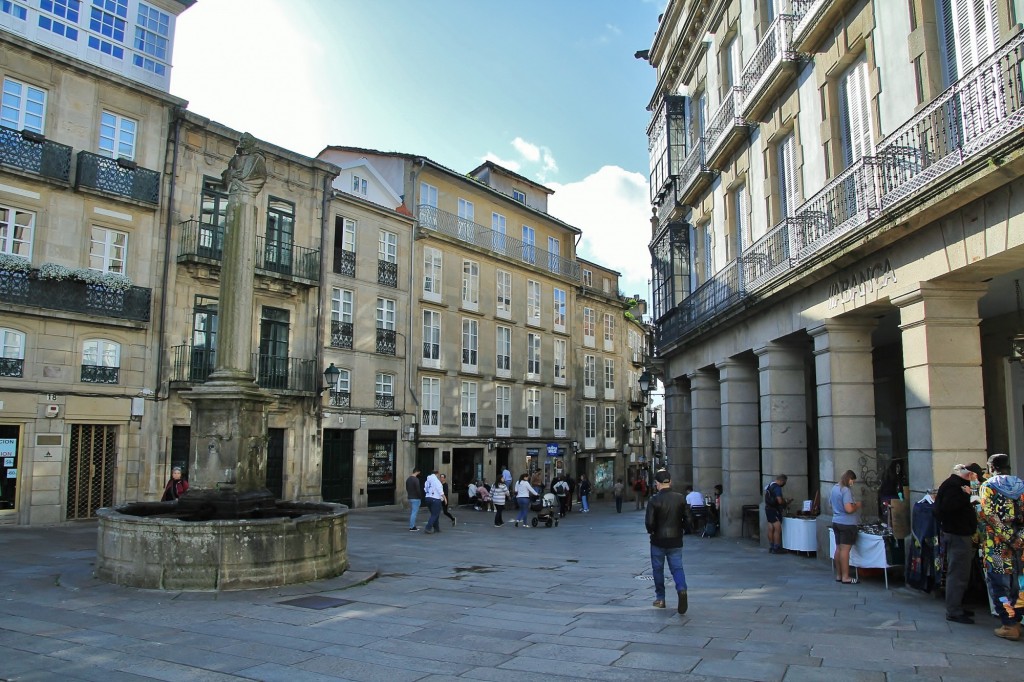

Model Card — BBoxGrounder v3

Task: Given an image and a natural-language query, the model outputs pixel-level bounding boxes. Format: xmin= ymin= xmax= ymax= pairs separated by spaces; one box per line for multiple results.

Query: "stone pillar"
xmin=893 ymin=282 xmax=987 ymax=495
xmin=717 ymin=358 xmax=760 ymax=537
xmin=755 ymin=342 xmax=809 ymax=503
xmin=689 ymin=368 xmax=722 ymax=493
xmin=665 ymin=377 xmax=691 ymax=489
xmin=809 ymin=319 xmax=877 ymax=548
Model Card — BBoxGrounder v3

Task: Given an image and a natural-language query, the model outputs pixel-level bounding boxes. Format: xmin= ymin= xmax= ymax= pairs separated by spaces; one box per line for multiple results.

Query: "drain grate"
xmin=635 ymin=575 xmax=654 ymax=581
xmin=278 ymin=596 xmax=353 ymax=610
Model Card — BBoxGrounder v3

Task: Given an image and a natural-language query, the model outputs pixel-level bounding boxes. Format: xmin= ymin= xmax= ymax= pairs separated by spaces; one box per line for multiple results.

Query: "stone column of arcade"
xmin=717 ymin=358 xmax=760 ymax=538
xmin=688 ymin=368 xmax=722 ymax=493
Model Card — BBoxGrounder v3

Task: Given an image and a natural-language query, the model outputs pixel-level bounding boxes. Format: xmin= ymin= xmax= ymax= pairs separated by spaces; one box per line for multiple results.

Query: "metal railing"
xmin=329 ymin=391 xmax=351 ymax=408
xmin=177 ymin=220 xmax=320 ymax=282
xmin=376 ymin=328 xmax=396 ymax=355
xmin=0 ymin=272 xmax=151 ymax=322
xmin=740 ymin=219 xmax=790 ymax=289
xmin=789 ymin=157 xmax=877 ymax=259
xmin=0 ymin=125 xmax=72 ymax=182
xmin=75 ymin=151 xmax=160 ymax=205
xmin=167 ymin=345 xmax=318 ymax=392
xmin=705 ymin=87 xmax=747 ymax=163
xmin=0 ymin=357 xmax=24 ymax=377
xmin=740 ymin=14 xmax=800 ymax=115
xmin=330 ymin=320 xmax=353 ymax=349
xmin=81 ymin=365 xmax=119 ymax=384
xmin=417 ymin=205 xmax=581 ymax=281
xmin=334 ymin=248 xmax=356 ymax=277
xmin=677 ymin=260 xmax=744 ymax=331
xmin=375 ymin=394 xmax=395 ymax=410
xmin=377 ymin=260 xmax=398 ymax=287
xmin=678 ymin=139 xmax=712 ymax=201
xmin=791 ymin=0 xmax=826 ymax=40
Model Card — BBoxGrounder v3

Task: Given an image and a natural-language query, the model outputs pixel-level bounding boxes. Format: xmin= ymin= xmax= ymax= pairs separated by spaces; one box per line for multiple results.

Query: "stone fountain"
xmin=96 ymin=134 xmax=347 ymax=590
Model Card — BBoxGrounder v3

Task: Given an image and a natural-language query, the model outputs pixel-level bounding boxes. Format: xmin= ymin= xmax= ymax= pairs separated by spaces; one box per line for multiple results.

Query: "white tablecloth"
xmin=828 ymin=529 xmax=890 ymax=568
xmin=782 ymin=517 xmax=817 ymax=552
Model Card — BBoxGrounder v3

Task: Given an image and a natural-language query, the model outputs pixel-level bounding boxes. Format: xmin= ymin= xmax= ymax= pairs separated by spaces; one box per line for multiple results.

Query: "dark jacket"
xmin=935 ymin=473 xmax=976 ymax=536
xmin=161 ymin=479 xmax=188 ymax=501
xmin=645 ymin=489 xmax=687 ymax=548
xmin=405 ymin=474 xmax=423 ymax=501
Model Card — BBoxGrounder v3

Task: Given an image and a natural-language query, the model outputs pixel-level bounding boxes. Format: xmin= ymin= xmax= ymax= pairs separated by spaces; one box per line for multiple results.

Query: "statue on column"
xmin=222 ymin=132 xmax=267 ymax=197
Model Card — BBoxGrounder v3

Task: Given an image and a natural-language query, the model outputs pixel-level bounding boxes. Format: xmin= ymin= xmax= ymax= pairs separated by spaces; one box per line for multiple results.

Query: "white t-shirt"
xmin=686 ymin=491 xmax=705 ymax=507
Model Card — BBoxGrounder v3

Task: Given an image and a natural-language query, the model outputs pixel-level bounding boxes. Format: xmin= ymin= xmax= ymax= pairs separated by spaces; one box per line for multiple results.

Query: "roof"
xmin=468 ymin=160 xmax=554 ymax=195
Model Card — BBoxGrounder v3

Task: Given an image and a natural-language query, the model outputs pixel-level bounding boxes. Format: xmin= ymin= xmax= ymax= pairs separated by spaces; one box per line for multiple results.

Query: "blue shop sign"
xmin=546 ymin=443 xmax=559 ymax=457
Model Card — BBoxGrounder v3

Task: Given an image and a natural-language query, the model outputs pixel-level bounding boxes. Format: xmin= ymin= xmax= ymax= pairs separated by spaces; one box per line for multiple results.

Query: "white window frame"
xmin=584 ymin=354 xmax=596 ymax=399
xmin=375 ymin=372 xmax=395 ymax=400
xmin=527 ymin=388 xmax=541 ymax=436
xmin=604 ymin=358 xmax=616 ymax=400
xmin=462 ymin=259 xmax=479 ymax=311
xmin=553 ymin=391 xmax=566 ymax=437
xmin=512 ymin=189 xmax=526 ymax=203
xmin=376 ymin=297 xmax=396 ymax=330
xmin=496 ymin=325 xmax=512 ymax=379
xmin=352 ymin=174 xmax=367 ymax=195
xmin=527 ymin=332 xmax=541 ymax=380
xmin=582 ymin=269 xmax=593 ymax=287
xmin=0 ymin=328 xmax=26 ymax=364
xmin=423 ymin=246 xmax=442 ymax=302
xmin=496 ymin=269 xmax=512 ymax=318
xmin=462 ymin=318 xmax=478 ymax=371
xmin=522 ymin=225 xmax=536 ymax=264
xmin=99 ymin=110 xmax=137 ymax=160
xmin=777 ymin=132 xmax=799 ymax=219
xmin=1 ymin=77 xmax=46 ymax=134
xmin=496 ymin=384 xmax=511 ymax=436
xmin=604 ymin=406 xmax=616 ymax=448
xmin=457 ymin=197 xmax=475 ymax=242
xmin=378 ymin=230 xmax=398 ymax=264
xmin=553 ymin=288 xmax=566 ymax=331
xmin=421 ymin=376 xmax=440 ymax=435
xmin=331 ymin=288 xmax=353 ymax=323
xmin=491 ymin=212 xmax=507 ymax=251
xmin=838 ymin=54 xmax=874 ymax=168
xmin=603 ymin=312 xmax=615 ymax=351
xmin=341 ymin=217 xmax=356 ymax=252
xmin=547 ymin=236 xmax=560 ymax=273
xmin=734 ymin=181 xmax=751 ymax=251
xmin=83 ymin=338 xmax=120 ymax=367
xmin=89 ymin=226 xmax=128 ymax=274
xmin=422 ymin=309 xmax=441 ymax=367
xmin=420 ymin=181 xmax=438 ymax=207
xmin=583 ymin=307 xmax=596 ymax=347
xmin=526 ymin=279 xmax=541 ymax=325
xmin=0 ymin=204 xmax=35 ymax=258
xmin=461 ymin=380 xmax=478 ymax=436
xmin=335 ymin=367 xmax=351 ymax=395
xmin=584 ymin=404 xmax=597 ymax=449
xmin=553 ymin=338 xmax=567 ymax=385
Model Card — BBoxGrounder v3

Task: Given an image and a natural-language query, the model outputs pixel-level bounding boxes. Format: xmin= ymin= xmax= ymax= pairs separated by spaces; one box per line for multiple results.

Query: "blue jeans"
xmin=425 ymin=498 xmax=441 ymax=531
xmin=987 ymin=571 xmax=1022 ymax=626
xmin=516 ymin=497 xmax=529 ymax=523
xmin=408 ymin=498 xmax=421 ymax=529
xmin=581 ymin=494 xmax=589 ymax=512
xmin=650 ymin=544 xmax=687 ymax=600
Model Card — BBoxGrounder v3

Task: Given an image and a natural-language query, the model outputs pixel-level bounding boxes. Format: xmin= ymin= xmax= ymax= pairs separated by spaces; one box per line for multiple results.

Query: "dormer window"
xmin=513 ymin=189 xmax=526 ymax=203
xmin=352 ymin=174 xmax=367 ymax=195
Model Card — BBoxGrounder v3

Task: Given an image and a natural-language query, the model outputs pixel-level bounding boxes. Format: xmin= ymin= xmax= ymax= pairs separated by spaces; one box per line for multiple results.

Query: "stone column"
xmin=665 ymin=377 xmax=691 ymax=489
xmin=717 ymin=358 xmax=760 ymax=537
xmin=809 ymin=319 xmax=877 ymax=548
xmin=689 ymin=368 xmax=722 ymax=493
xmin=893 ymin=282 xmax=987 ymax=495
xmin=755 ymin=342 xmax=809 ymax=503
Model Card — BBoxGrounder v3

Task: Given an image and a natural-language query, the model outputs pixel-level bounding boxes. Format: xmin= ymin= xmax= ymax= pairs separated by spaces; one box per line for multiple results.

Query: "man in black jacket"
xmin=645 ymin=469 xmax=689 ymax=614
xmin=935 ymin=463 xmax=978 ymax=624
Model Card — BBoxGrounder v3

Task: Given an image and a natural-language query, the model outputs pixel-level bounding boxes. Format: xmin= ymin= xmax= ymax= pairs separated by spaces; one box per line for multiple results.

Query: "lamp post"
xmin=323 ymin=363 xmax=340 ymax=403
xmin=638 ymin=369 xmax=653 ymax=485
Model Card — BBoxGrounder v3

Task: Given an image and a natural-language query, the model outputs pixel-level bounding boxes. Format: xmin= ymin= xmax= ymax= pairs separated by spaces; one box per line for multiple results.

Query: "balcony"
xmin=167 ymin=345 xmax=319 ymax=393
xmin=75 ymin=151 xmax=159 ymax=205
xmin=376 ymin=328 xmax=396 ymax=356
xmin=329 ymin=390 xmax=351 ymax=408
xmin=375 ymin=394 xmax=395 ymax=410
xmin=81 ymin=364 xmax=119 ymax=384
xmin=334 ymin=248 xmax=356 ymax=277
xmin=0 ymin=271 xmax=151 ymax=322
xmin=739 ymin=14 xmax=804 ymax=121
xmin=0 ymin=125 xmax=72 ymax=183
xmin=177 ymin=220 xmax=321 ymax=285
xmin=678 ymin=140 xmax=716 ymax=205
xmin=791 ymin=0 xmax=855 ymax=53
xmin=655 ymin=31 xmax=1024 ymax=352
xmin=330 ymin=320 xmax=353 ymax=349
xmin=705 ymin=87 xmax=750 ymax=169
xmin=0 ymin=357 xmax=24 ymax=377
xmin=417 ymin=205 xmax=580 ymax=281
xmin=377 ymin=260 xmax=398 ymax=287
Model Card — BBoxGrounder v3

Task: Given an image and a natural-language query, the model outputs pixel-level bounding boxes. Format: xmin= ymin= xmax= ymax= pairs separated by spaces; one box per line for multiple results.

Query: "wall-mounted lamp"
xmin=322 ymin=363 xmax=340 ymax=395
xmin=1012 ymin=333 xmax=1024 ymax=364
xmin=487 ymin=438 xmax=495 ymax=451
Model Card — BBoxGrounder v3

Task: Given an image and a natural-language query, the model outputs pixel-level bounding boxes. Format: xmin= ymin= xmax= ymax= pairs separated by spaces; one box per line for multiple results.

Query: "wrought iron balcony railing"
xmin=739 ymin=14 xmax=802 ymax=121
xmin=376 ymin=328 xmax=397 ymax=355
xmin=791 ymin=0 xmax=840 ymax=52
xmin=0 ymin=357 xmax=24 ymax=377
xmin=417 ymin=205 xmax=581 ymax=281
xmin=656 ymin=31 xmax=1024 ymax=352
xmin=704 ymin=87 xmax=749 ymax=168
xmin=177 ymin=220 xmax=320 ymax=284
xmin=375 ymin=394 xmax=395 ymax=410
xmin=678 ymin=139 xmax=715 ymax=205
xmin=329 ymin=390 xmax=351 ymax=408
xmin=0 ymin=125 xmax=72 ymax=183
xmin=334 ymin=248 xmax=356 ymax=277
xmin=167 ymin=344 xmax=319 ymax=393
xmin=81 ymin=365 xmax=119 ymax=384
xmin=330 ymin=320 xmax=353 ymax=349
xmin=0 ymin=270 xmax=151 ymax=322
xmin=75 ymin=151 xmax=160 ymax=205
xmin=377 ymin=260 xmax=398 ymax=287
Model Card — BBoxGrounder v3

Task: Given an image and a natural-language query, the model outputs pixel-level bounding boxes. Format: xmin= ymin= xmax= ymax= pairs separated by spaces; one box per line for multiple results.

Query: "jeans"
xmin=615 ymin=495 xmax=623 ymax=513
xmin=650 ymin=544 xmax=687 ymax=600
xmin=408 ymin=498 xmax=421 ymax=529
xmin=494 ymin=503 xmax=504 ymax=525
xmin=581 ymin=494 xmax=589 ymax=512
xmin=942 ymin=532 xmax=973 ymax=617
xmin=987 ymin=571 xmax=1022 ymax=626
xmin=516 ymin=497 xmax=529 ymax=523
xmin=425 ymin=497 xmax=441 ymax=532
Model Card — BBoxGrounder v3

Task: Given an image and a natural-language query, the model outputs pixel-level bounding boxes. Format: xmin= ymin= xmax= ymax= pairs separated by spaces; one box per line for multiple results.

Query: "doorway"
xmin=322 ymin=429 xmax=353 ymax=506
xmin=67 ymin=424 xmax=117 ymax=520
xmin=266 ymin=428 xmax=285 ymax=498
xmin=0 ymin=424 xmax=20 ymax=511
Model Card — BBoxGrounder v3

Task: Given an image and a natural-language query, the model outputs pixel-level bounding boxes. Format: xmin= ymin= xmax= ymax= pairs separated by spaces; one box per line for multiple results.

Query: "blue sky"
xmin=171 ymin=0 xmax=664 ymax=298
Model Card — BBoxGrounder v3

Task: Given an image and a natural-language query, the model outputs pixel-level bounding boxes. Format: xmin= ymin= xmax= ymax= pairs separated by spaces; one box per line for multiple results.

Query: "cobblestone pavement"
xmin=1 ymin=499 xmax=1022 ymax=681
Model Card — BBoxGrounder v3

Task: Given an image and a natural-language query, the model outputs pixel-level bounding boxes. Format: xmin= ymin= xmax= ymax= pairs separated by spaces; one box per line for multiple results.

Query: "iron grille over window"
xmin=650 ymin=221 xmax=689 ymax=321
xmin=330 ymin=320 xmax=353 ymax=349
xmin=330 ymin=391 xmax=351 ymax=408
xmin=335 ymin=248 xmax=355 ymax=277
xmin=376 ymin=328 xmax=396 ymax=355
xmin=81 ymin=365 xmax=119 ymax=384
xmin=0 ymin=357 xmax=24 ymax=377
xmin=377 ymin=260 xmax=398 ymax=287
xmin=375 ymin=394 xmax=395 ymax=410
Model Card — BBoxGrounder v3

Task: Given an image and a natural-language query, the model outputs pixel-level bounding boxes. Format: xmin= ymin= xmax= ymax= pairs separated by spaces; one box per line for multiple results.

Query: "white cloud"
xmin=512 ymin=137 xmax=541 ymax=162
xmin=547 ymin=166 xmax=651 ymax=300
xmin=482 ymin=152 xmax=521 ymax=172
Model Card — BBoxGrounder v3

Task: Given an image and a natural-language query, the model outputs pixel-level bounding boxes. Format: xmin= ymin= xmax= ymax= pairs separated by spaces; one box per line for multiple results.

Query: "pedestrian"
xmin=161 ymin=466 xmax=189 ymax=501
xmin=491 ymin=478 xmax=509 ymax=526
xmin=405 ymin=466 xmax=423 ymax=531
xmin=979 ymin=453 xmax=1024 ymax=640
xmin=579 ymin=474 xmax=591 ymax=512
xmin=514 ymin=473 xmax=538 ymax=527
xmin=645 ymin=468 xmax=689 ymax=614
xmin=764 ymin=474 xmax=790 ymax=554
xmin=564 ymin=474 xmax=575 ymax=514
xmin=423 ymin=470 xmax=445 ymax=534
xmin=553 ymin=476 xmax=570 ymax=517
xmin=477 ymin=479 xmax=493 ymax=511
xmin=613 ymin=478 xmax=625 ymax=513
xmin=439 ymin=473 xmax=457 ymax=527
xmin=467 ymin=480 xmax=479 ymax=509
xmin=502 ymin=465 xmax=513 ymax=491
xmin=936 ymin=463 xmax=978 ymax=624
xmin=530 ymin=469 xmax=543 ymax=495
xmin=634 ymin=475 xmax=647 ymax=510
xmin=830 ymin=470 xmax=862 ymax=583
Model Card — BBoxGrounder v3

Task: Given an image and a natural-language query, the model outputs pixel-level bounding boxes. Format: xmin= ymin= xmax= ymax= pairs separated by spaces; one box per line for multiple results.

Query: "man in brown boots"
xmin=979 ymin=453 xmax=1024 ymax=640
xmin=645 ymin=469 xmax=689 ymax=614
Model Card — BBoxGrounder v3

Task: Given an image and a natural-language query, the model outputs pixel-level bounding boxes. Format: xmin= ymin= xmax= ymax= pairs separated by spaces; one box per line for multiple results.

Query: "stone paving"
xmin=1 ymin=499 xmax=1023 ymax=681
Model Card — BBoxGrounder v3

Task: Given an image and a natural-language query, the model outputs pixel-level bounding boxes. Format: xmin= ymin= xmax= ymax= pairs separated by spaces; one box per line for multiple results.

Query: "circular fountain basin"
xmin=96 ymin=501 xmax=348 ymax=590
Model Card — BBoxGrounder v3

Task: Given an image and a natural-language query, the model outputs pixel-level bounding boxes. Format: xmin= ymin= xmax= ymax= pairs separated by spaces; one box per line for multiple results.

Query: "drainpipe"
xmin=405 ymin=159 xmax=426 ymax=428
xmin=315 ymin=172 xmax=331 ymax=430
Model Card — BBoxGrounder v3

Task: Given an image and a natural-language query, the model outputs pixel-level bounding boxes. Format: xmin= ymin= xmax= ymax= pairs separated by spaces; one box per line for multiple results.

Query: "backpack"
xmin=765 ymin=484 xmax=775 ymax=507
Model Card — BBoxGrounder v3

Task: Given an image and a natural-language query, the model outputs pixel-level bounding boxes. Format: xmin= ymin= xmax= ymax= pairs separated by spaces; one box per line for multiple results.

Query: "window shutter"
xmin=940 ymin=0 xmax=999 ymax=85
xmin=704 ymin=227 xmax=714 ymax=279
xmin=735 ymin=183 xmax=749 ymax=250
xmin=839 ymin=56 xmax=873 ymax=168
xmin=777 ymin=132 xmax=799 ymax=218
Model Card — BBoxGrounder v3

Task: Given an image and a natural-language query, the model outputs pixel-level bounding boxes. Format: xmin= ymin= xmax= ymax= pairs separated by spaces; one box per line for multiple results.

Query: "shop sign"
xmin=546 ymin=443 xmax=558 ymax=457
xmin=827 ymin=258 xmax=897 ymax=310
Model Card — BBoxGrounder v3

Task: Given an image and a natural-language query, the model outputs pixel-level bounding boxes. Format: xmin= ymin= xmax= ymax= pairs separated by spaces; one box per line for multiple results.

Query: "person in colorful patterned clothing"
xmin=979 ymin=453 xmax=1024 ymax=640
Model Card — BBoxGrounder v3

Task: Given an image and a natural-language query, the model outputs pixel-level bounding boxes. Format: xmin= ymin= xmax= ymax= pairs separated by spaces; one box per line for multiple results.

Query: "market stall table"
xmin=829 ymin=528 xmax=901 ymax=589
xmin=782 ymin=516 xmax=817 ymax=553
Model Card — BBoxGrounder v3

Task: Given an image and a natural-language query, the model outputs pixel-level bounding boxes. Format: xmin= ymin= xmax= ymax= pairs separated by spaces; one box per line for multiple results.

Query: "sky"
xmin=170 ymin=0 xmax=664 ymax=300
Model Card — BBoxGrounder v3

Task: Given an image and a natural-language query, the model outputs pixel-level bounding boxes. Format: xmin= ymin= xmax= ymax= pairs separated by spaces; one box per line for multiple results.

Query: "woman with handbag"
xmin=514 ymin=474 xmax=538 ymax=527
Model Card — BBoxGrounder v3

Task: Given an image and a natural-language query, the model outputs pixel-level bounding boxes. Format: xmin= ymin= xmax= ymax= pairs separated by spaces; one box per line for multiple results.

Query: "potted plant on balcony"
xmin=0 ymin=253 xmax=31 ymax=299
xmin=37 ymin=263 xmax=133 ymax=310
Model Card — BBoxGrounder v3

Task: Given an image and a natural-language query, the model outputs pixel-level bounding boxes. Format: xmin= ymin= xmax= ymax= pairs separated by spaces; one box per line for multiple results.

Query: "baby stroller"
xmin=530 ymin=493 xmax=560 ymax=527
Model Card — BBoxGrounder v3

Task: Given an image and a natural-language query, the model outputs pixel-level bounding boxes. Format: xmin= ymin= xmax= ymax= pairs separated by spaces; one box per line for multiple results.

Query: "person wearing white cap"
xmin=936 ymin=463 xmax=978 ymax=624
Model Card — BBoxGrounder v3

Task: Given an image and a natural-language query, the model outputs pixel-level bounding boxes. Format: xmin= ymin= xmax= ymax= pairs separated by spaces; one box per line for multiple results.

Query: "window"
xmin=512 ymin=189 xmax=526 ymax=203
xmin=527 ymin=388 xmax=541 ymax=433
xmin=331 ymin=288 xmax=353 ymax=323
xmin=527 ymin=332 xmax=541 ymax=378
xmin=2 ymin=1 xmax=28 ymax=21
xmin=257 ymin=306 xmax=290 ymax=389
xmin=39 ymin=0 xmax=80 ymax=40
xmin=584 ymin=404 xmax=597 ymax=441
xmin=491 ymin=212 xmax=507 ymax=251
xmin=461 ymin=380 xmax=478 ymax=431
xmin=604 ymin=407 xmax=616 ymax=441
xmin=553 ymin=338 xmax=566 ymax=384
xmin=1 ymin=77 xmax=46 ymax=133
xmin=723 ymin=35 xmax=741 ymax=90
xmin=496 ymin=384 xmax=511 ymax=433
xmin=376 ymin=297 xmax=396 ymax=329
xmin=422 ymin=310 xmax=440 ymax=363
xmin=191 ymin=296 xmax=218 ymax=374
xmin=776 ymin=132 xmax=799 ymax=219
xmin=584 ymin=354 xmax=596 ymax=396
xmin=937 ymin=0 xmax=999 ymax=86
xmin=331 ymin=367 xmax=351 ymax=406
xmin=553 ymin=392 xmax=566 ymax=435
xmin=547 ymin=236 xmax=560 ymax=273
xmin=838 ymin=54 xmax=873 ymax=169
xmin=496 ymin=269 xmax=511 ymax=317
xmin=421 ymin=377 xmax=440 ymax=433
xmin=462 ymin=259 xmax=479 ymax=309
xmin=602 ymin=277 xmax=611 ymax=293
xmin=89 ymin=226 xmax=127 ymax=274
xmin=733 ymin=182 xmax=751 ymax=252
xmin=553 ymin=288 xmax=566 ymax=330
xmin=82 ymin=338 xmax=120 ymax=384
xmin=462 ymin=318 xmax=478 ymax=369
xmin=604 ymin=358 xmax=615 ymax=397
xmin=98 ymin=111 xmax=137 ymax=160
xmin=522 ymin=225 xmax=535 ymax=264
xmin=351 ymin=174 xmax=367 ymax=195
xmin=583 ymin=307 xmax=596 ymax=345
xmin=0 ymin=328 xmax=25 ymax=378
xmin=703 ymin=223 xmax=715 ymax=280
xmin=496 ymin=325 xmax=511 ymax=375
xmin=420 ymin=181 xmax=438 ymax=207
xmin=526 ymin=280 xmax=541 ymax=323
xmin=133 ymin=2 xmax=170 ymax=76
xmin=457 ymin=198 xmax=475 ymax=241
xmin=375 ymin=372 xmax=395 ymax=409
xmin=423 ymin=247 xmax=442 ymax=300
xmin=378 ymin=230 xmax=397 ymax=263
xmin=0 ymin=204 xmax=34 ymax=257
xmin=88 ymin=0 xmax=127 ymax=59
xmin=603 ymin=313 xmax=615 ymax=348
xmin=265 ymin=198 xmax=295 ymax=274
xmin=582 ymin=269 xmax=592 ymax=287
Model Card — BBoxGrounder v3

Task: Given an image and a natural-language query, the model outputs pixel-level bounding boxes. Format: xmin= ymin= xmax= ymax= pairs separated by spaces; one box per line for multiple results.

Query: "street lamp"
xmin=637 ymin=369 xmax=654 ymax=484
xmin=323 ymin=363 xmax=340 ymax=396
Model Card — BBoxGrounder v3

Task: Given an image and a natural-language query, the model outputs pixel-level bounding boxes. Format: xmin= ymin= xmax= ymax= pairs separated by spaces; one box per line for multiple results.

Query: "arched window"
xmin=0 ymin=328 xmax=25 ymax=377
xmin=82 ymin=339 xmax=120 ymax=384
